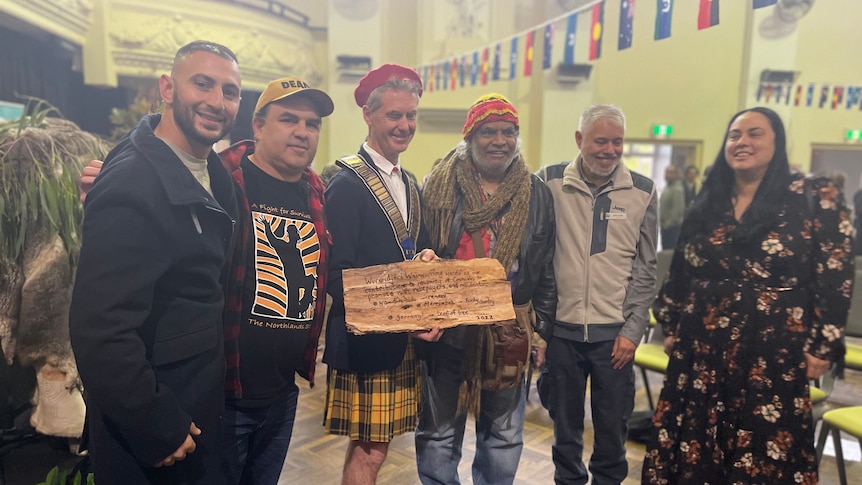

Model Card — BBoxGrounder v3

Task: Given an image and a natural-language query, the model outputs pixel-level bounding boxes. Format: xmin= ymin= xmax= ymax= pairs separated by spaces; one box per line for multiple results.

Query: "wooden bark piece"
xmin=342 ymin=258 xmax=515 ymax=335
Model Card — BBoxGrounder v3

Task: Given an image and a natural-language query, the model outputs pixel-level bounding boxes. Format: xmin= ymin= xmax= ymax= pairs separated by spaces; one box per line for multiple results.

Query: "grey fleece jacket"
xmin=538 ymin=158 xmax=657 ymax=345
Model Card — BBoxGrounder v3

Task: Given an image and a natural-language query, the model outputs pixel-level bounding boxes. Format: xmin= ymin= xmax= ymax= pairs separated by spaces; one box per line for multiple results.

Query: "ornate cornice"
xmin=106 ymin=10 xmax=321 ymax=89
xmin=9 ymin=0 xmax=92 ymax=40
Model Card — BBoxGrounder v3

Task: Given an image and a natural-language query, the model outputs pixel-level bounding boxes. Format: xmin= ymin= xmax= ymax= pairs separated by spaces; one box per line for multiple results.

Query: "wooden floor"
xmin=280 ymin=351 xmax=862 ymax=484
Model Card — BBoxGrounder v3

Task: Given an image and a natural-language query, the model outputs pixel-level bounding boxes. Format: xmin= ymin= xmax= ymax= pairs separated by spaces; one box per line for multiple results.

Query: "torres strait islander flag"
xmin=698 ymin=0 xmax=719 ymax=30
xmin=564 ymin=13 xmax=577 ymax=64
xmin=589 ymin=1 xmax=604 ymax=61
xmin=655 ymin=0 xmax=673 ymax=40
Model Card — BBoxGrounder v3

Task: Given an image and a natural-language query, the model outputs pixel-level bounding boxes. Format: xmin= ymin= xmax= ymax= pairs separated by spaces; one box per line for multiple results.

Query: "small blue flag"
xmin=471 ymin=51 xmax=479 ymax=86
xmin=509 ymin=37 xmax=518 ymax=80
xmin=564 ymin=13 xmax=577 ymax=64
xmin=655 ymin=0 xmax=672 ymax=40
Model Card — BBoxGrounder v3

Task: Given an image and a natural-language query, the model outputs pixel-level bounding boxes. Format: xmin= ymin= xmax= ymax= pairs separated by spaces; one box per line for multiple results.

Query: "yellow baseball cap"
xmin=255 ymin=77 xmax=334 ymax=117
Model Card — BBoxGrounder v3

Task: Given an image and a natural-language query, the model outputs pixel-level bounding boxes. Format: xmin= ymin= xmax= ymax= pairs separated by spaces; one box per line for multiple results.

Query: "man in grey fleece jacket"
xmin=538 ymin=104 xmax=657 ymax=485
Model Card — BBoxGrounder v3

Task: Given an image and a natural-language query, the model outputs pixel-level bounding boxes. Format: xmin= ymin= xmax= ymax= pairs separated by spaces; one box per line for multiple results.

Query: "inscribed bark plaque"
xmin=342 ymin=258 xmax=515 ymax=335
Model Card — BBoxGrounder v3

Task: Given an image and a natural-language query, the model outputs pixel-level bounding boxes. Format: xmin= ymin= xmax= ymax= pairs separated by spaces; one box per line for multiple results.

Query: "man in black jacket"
xmin=417 ymin=94 xmax=556 ymax=485
xmin=69 ymin=41 xmax=240 ymax=484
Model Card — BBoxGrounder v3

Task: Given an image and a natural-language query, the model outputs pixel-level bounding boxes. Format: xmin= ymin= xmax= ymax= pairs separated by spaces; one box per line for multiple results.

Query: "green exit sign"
xmin=652 ymin=124 xmax=673 ymax=137
xmin=847 ymin=129 xmax=862 ymax=142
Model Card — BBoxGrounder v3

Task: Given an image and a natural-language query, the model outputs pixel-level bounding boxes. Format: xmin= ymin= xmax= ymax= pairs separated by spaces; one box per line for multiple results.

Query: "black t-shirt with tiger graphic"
xmin=237 ymin=157 xmax=320 ymax=406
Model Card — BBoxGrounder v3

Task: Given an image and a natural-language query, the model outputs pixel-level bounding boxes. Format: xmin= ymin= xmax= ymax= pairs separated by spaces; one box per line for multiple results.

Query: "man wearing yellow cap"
xmin=322 ymin=64 xmax=442 ymax=484
xmin=217 ymin=77 xmax=333 ymax=484
xmin=417 ymin=94 xmax=556 ymax=484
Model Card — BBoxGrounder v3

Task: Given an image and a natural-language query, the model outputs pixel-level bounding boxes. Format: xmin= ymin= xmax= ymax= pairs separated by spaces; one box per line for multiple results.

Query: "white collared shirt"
xmin=363 ymin=143 xmax=408 ymax=224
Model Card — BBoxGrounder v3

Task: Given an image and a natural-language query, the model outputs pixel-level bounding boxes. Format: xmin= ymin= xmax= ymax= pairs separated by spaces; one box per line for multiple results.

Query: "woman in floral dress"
xmin=642 ymin=107 xmax=853 ymax=485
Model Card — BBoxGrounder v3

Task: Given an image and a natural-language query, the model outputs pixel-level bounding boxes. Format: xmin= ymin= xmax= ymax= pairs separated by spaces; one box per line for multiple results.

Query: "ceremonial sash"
xmin=337 ymin=154 xmax=421 ymax=260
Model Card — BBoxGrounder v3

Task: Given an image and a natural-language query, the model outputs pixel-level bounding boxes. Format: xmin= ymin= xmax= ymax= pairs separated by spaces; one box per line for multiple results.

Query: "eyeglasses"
xmin=477 ymin=127 xmax=518 ymax=139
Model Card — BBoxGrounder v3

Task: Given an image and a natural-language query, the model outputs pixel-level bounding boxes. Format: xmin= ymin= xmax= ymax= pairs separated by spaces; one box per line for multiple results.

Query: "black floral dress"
xmin=642 ymin=176 xmax=854 ymax=485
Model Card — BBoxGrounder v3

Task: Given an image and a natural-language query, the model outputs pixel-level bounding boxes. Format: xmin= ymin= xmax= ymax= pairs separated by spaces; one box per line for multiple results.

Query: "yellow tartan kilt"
xmin=324 ymin=340 xmax=420 ymax=442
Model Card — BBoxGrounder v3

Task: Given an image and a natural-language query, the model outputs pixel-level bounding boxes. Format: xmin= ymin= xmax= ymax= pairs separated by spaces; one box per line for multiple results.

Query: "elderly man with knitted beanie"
xmin=416 ymin=94 xmax=556 ymax=485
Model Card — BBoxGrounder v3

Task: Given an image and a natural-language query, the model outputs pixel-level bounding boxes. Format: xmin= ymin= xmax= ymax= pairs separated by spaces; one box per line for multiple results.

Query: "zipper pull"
xmin=190 ymin=206 xmax=202 ymax=234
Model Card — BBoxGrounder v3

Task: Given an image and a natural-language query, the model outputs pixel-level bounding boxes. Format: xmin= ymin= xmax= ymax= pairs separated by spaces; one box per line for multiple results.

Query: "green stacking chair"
xmin=846 ymin=343 xmax=862 ymax=372
xmin=633 ymin=333 xmax=669 ymax=410
xmin=841 ymin=256 xmax=862 ymax=373
xmin=816 ymin=406 xmax=862 ymax=485
xmin=635 ymin=249 xmax=674 ymax=409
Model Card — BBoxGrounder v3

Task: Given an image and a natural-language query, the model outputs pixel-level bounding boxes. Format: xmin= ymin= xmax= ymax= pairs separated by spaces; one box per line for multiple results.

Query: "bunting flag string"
xmin=413 ymin=0 xmax=858 ymax=111
xmin=756 ymin=82 xmax=862 ymax=110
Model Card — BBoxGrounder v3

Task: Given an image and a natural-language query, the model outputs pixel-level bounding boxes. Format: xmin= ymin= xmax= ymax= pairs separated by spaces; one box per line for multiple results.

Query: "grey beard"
xmin=466 ymin=138 xmax=522 ymax=179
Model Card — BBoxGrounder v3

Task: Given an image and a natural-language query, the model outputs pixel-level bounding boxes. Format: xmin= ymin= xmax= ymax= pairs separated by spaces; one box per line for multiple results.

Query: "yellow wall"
xmin=785 ymin=3 xmax=862 ymax=169
xmin=6 ymin=0 xmax=861 ymax=177
xmin=409 ymin=0 xmax=862 ymax=179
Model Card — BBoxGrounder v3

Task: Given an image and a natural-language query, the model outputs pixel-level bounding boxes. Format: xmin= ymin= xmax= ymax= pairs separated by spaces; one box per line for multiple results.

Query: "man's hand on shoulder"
xmin=155 ymin=422 xmax=200 ymax=468
xmin=79 ymin=160 xmax=104 ymax=203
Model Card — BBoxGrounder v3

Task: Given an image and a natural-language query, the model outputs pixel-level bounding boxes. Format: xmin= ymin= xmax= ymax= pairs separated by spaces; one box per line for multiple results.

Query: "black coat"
xmin=434 ymin=174 xmax=557 ymax=345
xmin=323 ymin=147 xmax=431 ymax=372
xmin=69 ymin=115 xmax=237 ymax=484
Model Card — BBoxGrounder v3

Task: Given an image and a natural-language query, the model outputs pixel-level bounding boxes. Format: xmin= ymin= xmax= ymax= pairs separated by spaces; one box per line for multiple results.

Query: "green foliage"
xmin=109 ymin=95 xmax=161 ymax=142
xmin=34 ymin=465 xmax=95 ymax=485
xmin=0 ymin=96 xmax=105 ymax=270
